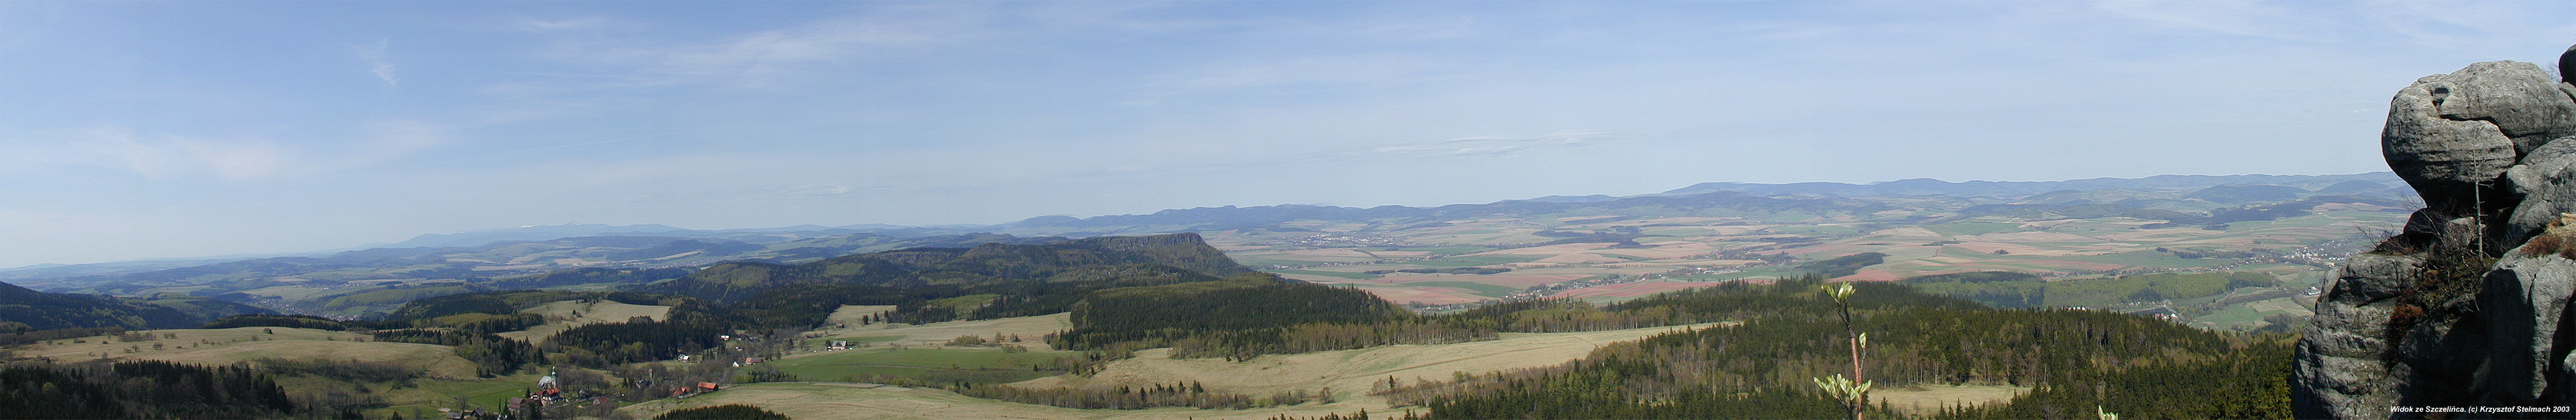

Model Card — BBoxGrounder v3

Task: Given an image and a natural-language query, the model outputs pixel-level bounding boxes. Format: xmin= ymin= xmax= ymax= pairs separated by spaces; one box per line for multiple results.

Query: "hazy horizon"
xmin=2 ymin=1 xmax=2561 ymax=267
xmin=2 ymin=170 xmax=2404 ymax=270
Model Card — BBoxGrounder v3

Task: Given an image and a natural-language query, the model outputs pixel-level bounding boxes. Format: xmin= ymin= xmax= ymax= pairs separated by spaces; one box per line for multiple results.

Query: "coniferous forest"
xmin=0 ymin=233 xmax=2304 ymax=419
xmin=0 ymin=360 xmax=301 ymax=419
xmin=1379 ymin=277 xmax=2292 ymax=419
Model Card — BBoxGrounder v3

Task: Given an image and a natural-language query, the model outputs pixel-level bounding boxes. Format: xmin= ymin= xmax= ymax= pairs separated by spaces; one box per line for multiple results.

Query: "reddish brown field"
xmin=1549 ymin=281 xmax=1734 ymax=300
xmin=1384 ymin=273 xmax=1587 ymax=289
xmin=1347 ymin=284 xmax=1486 ymax=305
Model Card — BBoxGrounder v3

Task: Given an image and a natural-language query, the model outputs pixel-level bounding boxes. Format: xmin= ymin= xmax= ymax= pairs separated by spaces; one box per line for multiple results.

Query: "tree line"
xmin=1369 ymin=277 xmax=2289 ymax=419
xmin=367 ymin=329 xmax=539 ymax=377
xmin=0 ymin=359 xmax=300 ymax=419
xmin=957 ymin=381 xmax=1327 ymax=410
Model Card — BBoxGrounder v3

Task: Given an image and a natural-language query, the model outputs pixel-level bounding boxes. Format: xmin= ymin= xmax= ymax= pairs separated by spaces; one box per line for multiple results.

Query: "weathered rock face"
xmin=2297 ymin=50 xmax=2576 ymax=419
xmin=2381 ymin=61 xmax=2563 ymax=225
xmin=2503 ymin=139 xmax=2576 ymax=246
xmin=2294 ymin=253 xmax=2419 ymax=419
xmin=2477 ymin=243 xmax=2576 ymax=407
xmin=2429 ymin=62 xmax=2576 ymax=155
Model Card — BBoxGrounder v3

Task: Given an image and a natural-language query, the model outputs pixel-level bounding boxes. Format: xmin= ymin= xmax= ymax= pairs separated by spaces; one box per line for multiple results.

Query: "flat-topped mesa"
xmin=2300 ymin=46 xmax=2576 ymax=419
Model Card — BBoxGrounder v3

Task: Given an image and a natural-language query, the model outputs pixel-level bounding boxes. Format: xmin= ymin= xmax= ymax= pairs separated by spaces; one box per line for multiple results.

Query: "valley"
xmin=0 ymin=174 xmax=2389 ymax=419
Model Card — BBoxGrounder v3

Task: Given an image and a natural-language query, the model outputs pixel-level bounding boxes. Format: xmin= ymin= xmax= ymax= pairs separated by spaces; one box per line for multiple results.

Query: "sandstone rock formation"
xmin=2296 ymin=50 xmax=2576 ymax=418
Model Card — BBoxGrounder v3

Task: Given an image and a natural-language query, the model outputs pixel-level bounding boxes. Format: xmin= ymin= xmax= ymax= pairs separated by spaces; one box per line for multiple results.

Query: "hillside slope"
xmin=633 ymin=233 xmax=1249 ymax=301
xmin=0 ymin=281 xmax=271 ymax=331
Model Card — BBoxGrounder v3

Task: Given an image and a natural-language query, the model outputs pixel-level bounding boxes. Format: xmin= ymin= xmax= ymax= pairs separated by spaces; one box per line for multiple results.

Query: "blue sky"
xmin=0 ymin=1 xmax=2569 ymax=267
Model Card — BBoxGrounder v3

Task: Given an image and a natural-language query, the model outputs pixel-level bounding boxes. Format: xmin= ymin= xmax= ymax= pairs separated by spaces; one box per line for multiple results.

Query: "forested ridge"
xmin=630 ymin=232 xmax=1248 ymax=300
xmin=0 ymin=281 xmax=272 ymax=332
xmin=272 ymin=234 xmax=1291 ymax=371
xmin=1377 ymin=277 xmax=2291 ymax=419
xmin=1899 ymin=270 xmax=2281 ymax=310
xmin=4 ymin=231 xmax=2302 ymax=418
xmin=1047 ymin=276 xmax=1487 ymax=361
xmin=0 ymin=359 xmax=300 ymax=419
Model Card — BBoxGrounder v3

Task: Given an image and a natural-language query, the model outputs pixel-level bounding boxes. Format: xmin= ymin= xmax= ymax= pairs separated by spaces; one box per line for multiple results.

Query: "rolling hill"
xmin=0 ymin=281 xmax=271 ymax=332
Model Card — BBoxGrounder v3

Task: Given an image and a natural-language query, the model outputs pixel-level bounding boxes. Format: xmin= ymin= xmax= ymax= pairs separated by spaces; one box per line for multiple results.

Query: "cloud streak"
xmin=357 ymin=38 xmax=398 ymax=88
xmin=1369 ymin=130 xmax=1653 ymax=159
xmin=533 ymin=7 xmax=990 ymax=90
xmin=49 ymin=126 xmax=289 ymax=180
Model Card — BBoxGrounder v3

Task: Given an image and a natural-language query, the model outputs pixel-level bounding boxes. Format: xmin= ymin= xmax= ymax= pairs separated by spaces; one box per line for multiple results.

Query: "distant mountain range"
xmin=0 ymin=171 xmax=2422 ymax=323
xmin=1658 ymin=172 xmax=2407 ymax=199
xmin=245 ymin=172 xmax=2425 ymax=254
xmin=978 ymin=172 xmax=2414 ymax=236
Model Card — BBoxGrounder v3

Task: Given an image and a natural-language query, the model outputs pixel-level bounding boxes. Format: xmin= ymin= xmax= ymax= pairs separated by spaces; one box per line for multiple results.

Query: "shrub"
xmin=2522 ymin=232 xmax=2562 ymax=257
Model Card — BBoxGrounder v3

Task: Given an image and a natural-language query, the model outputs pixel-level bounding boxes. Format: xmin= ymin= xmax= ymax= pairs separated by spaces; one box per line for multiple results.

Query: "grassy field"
xmin=769 ymin=347 xmax=1074 ymax=385
xmin=380 ymin=374 xmax=547 ymax=413
xmin=618 ymin=382 xmax=1403 ymax=420
xmin=781 ymin=347 xmax=1070 ymax=370
xmin=2193 ymin=296 xmax=2309 ymax=331
xmin=1921 ymin=221 xmax=2024 ymax=236
xmin=828 ymin=305 xmax=900 ymax=326
xmin=1401 ymin=254 xmax=1547 ymax=268
xmin=1393 ymin=246 xmax=1499 ymax=255
xmin=1223 ymin=254 xmax=1316 ymax=267
xmin=806 ymin=313 xmax=1072 ymax=351
xmin=1765 ymin=224 xmax=1863 ymax=236
xmin=494 ymin=299 xmax=672 ymax=342
xmin=625 ymin=323 xmax=1726 ymax=420
xmin=1875 ymin=384 xmax=2031 ymax=417
xmin=1264 ymin=269 xmax=1375 ymax=279
xmin=1398 ymin=281 xmax=1521 ymax=298
xmin=17 ymin=326 xmax=482 ymax=379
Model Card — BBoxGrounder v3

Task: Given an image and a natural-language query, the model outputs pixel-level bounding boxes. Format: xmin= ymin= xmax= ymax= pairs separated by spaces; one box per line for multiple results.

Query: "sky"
xmin=0 ymin=1 xmax=2571 ymax=267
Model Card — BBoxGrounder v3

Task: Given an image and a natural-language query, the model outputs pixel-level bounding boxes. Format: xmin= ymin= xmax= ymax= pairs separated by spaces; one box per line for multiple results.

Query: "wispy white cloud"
xmin=514 ymin=15 xmax=610 ymax=32
xmin=1156 ymin=54 xmax=1443 ymax=90
xmin=1368 ymin=130 xmax=1653 ymax=159
xmin=7 ymin=119 xmax=447 ymax=182
xmin=2088 ymin=1 xmax=2321 ymax=41
xmin=537 ymin=7 xmax=990 ymax=89
xmin=775 ymin=183 xmax=855 ymax=196
xmin=46 ymin=126 xmax=290 ymax=180
xmin=356 ymin=38 xmax=398 ymax=88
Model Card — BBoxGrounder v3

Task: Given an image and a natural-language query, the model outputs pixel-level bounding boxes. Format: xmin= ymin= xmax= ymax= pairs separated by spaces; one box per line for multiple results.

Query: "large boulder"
xmin=2424 ymin=61 xmax=2576 ymax=155
xmin=2478 ymin=248 xmax=2576 ymax=407
xmin=2503 ymin=138 xmax=2576 ymax=244
xmin=2381 ymin=61 xmax=2573 ymax=224
xmin=2296 ymin=252 xmax=2422 ymax=419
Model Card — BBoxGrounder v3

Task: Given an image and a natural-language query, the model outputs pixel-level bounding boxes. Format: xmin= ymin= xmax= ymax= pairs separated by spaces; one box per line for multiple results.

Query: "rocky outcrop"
xmin=2383 ymin=63 xmax=2524 ymax=220
xmin=2476 ymin=240 xmax=2576 ymax=407
xmin=2295 ymin=253 xmax=2419 ymax=419
xmin=2296 ymin=49 xmax=2576 ymax=418
xmin=2503 ymin=141 xmax=2576 ymax=256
